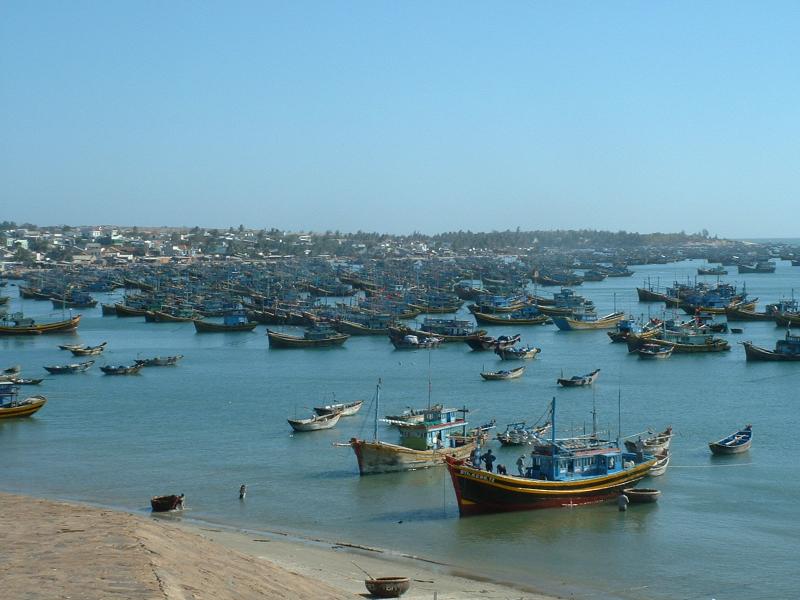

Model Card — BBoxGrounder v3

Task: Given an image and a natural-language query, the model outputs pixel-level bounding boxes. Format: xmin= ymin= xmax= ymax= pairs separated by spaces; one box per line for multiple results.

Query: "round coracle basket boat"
xmin=623 ymin=488 xmax=661 ymax=503
xmin=364 ymin=576 xmax=411 ymax=598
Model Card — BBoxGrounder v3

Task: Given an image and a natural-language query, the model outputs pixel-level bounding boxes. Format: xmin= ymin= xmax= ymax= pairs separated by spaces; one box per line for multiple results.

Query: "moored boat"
xmin=552 ymin=311 xmax=626 ymax=331
xmin=288 ymin=411 xmax=342 ymax=432
xmin=637 ymin=344 xmax=673 ymax=359
xmin=557 ymin=368 xmax=600 ymax=387
xmin=624 ymin=427 xmax=673 ymax=454
xmin=136 ymin=355 xmax=184 ymax=367
xmin=267 ymin=324 xmax=349 ymax=348
xmin=194 ymin=312 xmax=258 ymax=333
xmin=44 ymin=360 xmax=95 ymax=374
xmin=709 ymin=424 xmax=752 ymax=455
xmin=742 ymin=331 xmax=800 ymax=361
xmin=495 ymin=345 xmax=541 ymax=360
xmin=100 ymin=363 xmax=144 ymax=375
xmin=464 ymin=333 xmax=521 ymax=351
xmin=480 ymin=366 xmax=526 ymax=380
xmin=445 ymin=397 xmax=656 ymax=516
xmin=0 ymin=313 xmax=81 ymax=335
xmin=151 ymin=494 xmax=184 ymax=512
xmin=623 ymin=487 xmax=661 ymax=503
xmin=0 ymin=382 xmax=47 ymax=419
xmin=69 ymin=341 xmax=108 ymax=356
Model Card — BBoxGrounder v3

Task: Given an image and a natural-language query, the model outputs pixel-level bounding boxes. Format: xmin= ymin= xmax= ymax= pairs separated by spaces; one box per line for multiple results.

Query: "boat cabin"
xmin=421 ymin=318 xmax=475 ymax=336
xmin=775 ymin=331 xmax=800 ymax=356
xmin=399 ymin=407 xmax=469 ymax=450
xmin=222 ymin=311 xmax=249 ymax=326
xmin=526 ymin=445 xmax=638 ymax=482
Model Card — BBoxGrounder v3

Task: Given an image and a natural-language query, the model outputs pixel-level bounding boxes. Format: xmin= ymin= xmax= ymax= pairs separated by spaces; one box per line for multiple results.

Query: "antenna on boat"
xmin=617 ymin=387 xmax=622 ymax=448
xmin=373 ymin=378 xmax=381 ymax=442
xmin=427 ymin=345 xmax=432 ymax=409
xmin=592 ymin=386 xmax=597 ymax=440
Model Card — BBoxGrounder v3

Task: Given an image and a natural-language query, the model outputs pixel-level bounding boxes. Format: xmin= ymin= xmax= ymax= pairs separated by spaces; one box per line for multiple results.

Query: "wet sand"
xmin=0 ymin=492 xmax=560 ymax=599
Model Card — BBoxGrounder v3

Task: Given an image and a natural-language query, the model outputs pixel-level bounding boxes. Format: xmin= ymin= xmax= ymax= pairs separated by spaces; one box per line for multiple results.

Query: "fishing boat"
xmin=267 ymin=324 xmax=350 ymax=348
xmin=624 ymin=427 xmax=673 ymax=454
xmin=627 ymin=330 xmax=730 ymax=354
xmin=390 ymin=333 xmax=443 ymax=349
xmin=0 ymin=382 xmax=47 ymax=419
xmin=471 ymin=306 xmax=551 ymax=326
xmin=495 ymin=345 xmax=541 ymax=360
xmin=445 ymin=397 xmax=656 ymax=516
xmin=464 ymin=333 xmax=521 ymax=351
xmin=69 ymin=341 xmax=108 ymax=356
xmin=697 ymin=265 xmax=728 ymax=276
xmin=58 ymin=343 xmax=86 ymax=351
xmin=44 ymin=360 xmax=95 ymax=374
xmin=2 ymin=365 xmax=21 ymax=379
xmin=350 ymin=382 xmax=479 ymax=475
xmin=0 ymin=313 xmax=81 ymax=335
xmin=49 ymin=291 xmax=97 ymax=309
xmin=288 ymin=411 xmax=342 ymax=432
xmin=194 ymin=312 xmax=258 ymax=333
xmin=737 ymin=261 xmax=775 ymax=273
xmin=135 ymin=355 xmax=184 ymax=367
xmin=623 ymin=488 xmax=661 ymax=503
xmin=150 ymin=494 xmax=184 ymax=512
xmin=557 ymin=369 xmax=600 ymax=387
xmin=496 ymin=421 xmax=551 ymax=446
xmin=101 ymin=303 xmax=117 ymax=316
xmin=742 ymin=331 xmax=800 ymax=361
xmin=313 ymin=399 xmax=364 ymax=417
xmin=383 ymin=404 xmax=442 ymax=426
xmin=637 ymin=344 xmax=673 ymax=359
xmin=100 ymin=363 xmax=144 ymax=375
xmin=363 ymin=577 xmax=411 ymax=598
xmin=607 ymin=318 xmax=661 ymax=342
xmin=480 ymin=366 xmax=526 ymax=380
xmin=552 ymin=310 xmax=626 ymax=331
xmin=709 ymin=425 xmax=752 ymax=455
xmin=418 ymin=318 xmax=487 ymax=342
xmin=144 ymin=308 xmax=198 ymax=323
xmin=6 ymin=377 xmax=44 ymax=385
xmin=775 ymin=312 xmax=800 ymax=327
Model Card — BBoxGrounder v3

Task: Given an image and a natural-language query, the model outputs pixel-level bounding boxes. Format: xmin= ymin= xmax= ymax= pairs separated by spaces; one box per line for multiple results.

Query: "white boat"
xmin=313 ymin=400 xmax=364 ymax=417
xmin=288 ymin=411 xmax=342 ymax=432
xmin=647 ymin=449 xmax=670 ymax=477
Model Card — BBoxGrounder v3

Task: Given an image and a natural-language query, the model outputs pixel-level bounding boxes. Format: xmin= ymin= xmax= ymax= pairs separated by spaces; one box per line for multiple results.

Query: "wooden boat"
xmin=697 ymin=265 xmax=728 ymax=276
xmin=495 ymin=345 xmax=540 ymax=360
xmin=709 ymin=425 xmax=752 ymax=455
xmin=114 ymin=303 xmax=150 ymax=317
xmin=552 ymin=311 xmax=626 ymax=331
xmin=364 ymin=577 xmax=411 ymax=598
xmin=464 ymin=333 xmax=521 ymax=351
xmin=0 ymin=313 xmax=81 ymax=335
xmin=7 ymin=377 xmax=44 ymax=385
xmin=70 ymin=341 xmax=107 ymax=356
xmin=390 ymin=332 xmax=443 ymax=349
xmin=557 ymin=368 xmax=600 ymax=387
xmin=742 ymin=331 xmax=800 ymax=361
xmin=472 ymin=309 xmax=551 ymax=325
xmin=136 ymin=355 xmax=184 ymax=367
xmin=58 ymin=343 xmax=85 ymax=351
xmin=44 ymin=360 xmax=95 ymax=374
xmin=145 ymin=309 xmax=197 ymax=323
xmin=150 ymin=494 xmax=184 ymax=512
xmin=725 ymin=305 xmax=777 ymax=322
xmin=623 ymin=488 xmax=661 ymax=503
xmin=350 ymin=383 xmax=479 ymax=474
xmin=267 ymin=325 xmax=349 ymax=348
xmin=384 ymin=404 xmax=442 ymax=426
xmin=2 ymin=365 xmax=22 ymax=378
xmin=637 ymin=344 xmax=673 ymax=359
xmin=0 ymin=382 xmax=47 ymax=418
xmin=313 ymin=400 xmax=364 ymax=417
xmin=627 ymin=331 xmax=730 ymax=353
xmin=49 ymin=294 xmax=97 ymax=309
xmin=331 ymin=318 xmax=389 ymax=336
xmin=624 ymin=427 xmax=673 ymax=454
xmin=775 ymin=312 xmax=800 ymax=327
xmin=101 ymin=303 xmax=117 ymax=316
xmin=288 ymin=411 xmax=342 ymax=432
xmin=100 ymin=363 xmax=144 ymax=375
xmin=647 ymin=450 xmax=670 ymax=477
xmin=444 ymin=397 xmax=656 ymax=516
xmin=480 ymin=366 xmax=526 ymax=380
xmin=194 ymin=314 xmax=258 ymax=332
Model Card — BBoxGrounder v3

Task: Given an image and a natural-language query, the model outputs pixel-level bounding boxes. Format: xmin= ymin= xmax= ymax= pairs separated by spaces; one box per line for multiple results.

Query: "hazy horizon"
xmin=2 ymin=2 xmax=798 ymax=238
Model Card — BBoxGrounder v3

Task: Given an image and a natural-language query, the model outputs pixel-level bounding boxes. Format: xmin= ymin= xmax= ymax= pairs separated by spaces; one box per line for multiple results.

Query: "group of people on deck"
xmin=470 ymin=447 xmax=530 ymax=477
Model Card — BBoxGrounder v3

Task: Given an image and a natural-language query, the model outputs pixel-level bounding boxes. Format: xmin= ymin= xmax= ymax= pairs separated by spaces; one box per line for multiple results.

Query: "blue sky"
xmin=1 ymin=2 xmax=798 ymax=237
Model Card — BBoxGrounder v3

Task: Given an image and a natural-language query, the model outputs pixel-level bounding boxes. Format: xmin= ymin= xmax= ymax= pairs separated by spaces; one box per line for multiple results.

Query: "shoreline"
xmin=0 ymin=491 xmax=563 ymax=599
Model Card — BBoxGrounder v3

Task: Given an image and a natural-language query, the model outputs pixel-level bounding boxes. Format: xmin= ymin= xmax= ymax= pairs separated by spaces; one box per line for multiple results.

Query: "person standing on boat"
xmin=470 ymin=446 xmax=481 ymax=468
xmin=481 ymin=449 xmax=495 ymax=472
xmin=516 ymin=455 xmax=525 ymax=477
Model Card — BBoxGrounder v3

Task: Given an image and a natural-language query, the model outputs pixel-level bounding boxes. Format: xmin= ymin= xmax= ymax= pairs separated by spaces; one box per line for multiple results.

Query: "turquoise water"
xmin=1 ymin=259 xmax=798 ymax=599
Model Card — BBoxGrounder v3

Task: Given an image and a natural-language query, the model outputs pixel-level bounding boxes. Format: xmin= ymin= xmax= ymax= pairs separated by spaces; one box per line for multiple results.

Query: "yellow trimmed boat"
xmin=0 ymin=313 xmax=81 ymax=335
xmin=0 ymin=382 xmax=47 ymax=418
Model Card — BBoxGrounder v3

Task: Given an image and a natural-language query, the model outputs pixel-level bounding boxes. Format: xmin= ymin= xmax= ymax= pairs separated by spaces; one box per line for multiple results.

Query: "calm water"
xmin=2 ymin=259 xmax=798 ymax=600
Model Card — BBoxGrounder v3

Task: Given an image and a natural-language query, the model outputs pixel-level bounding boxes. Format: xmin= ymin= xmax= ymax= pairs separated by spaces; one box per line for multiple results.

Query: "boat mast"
xmin=550 ymin=396 xmax=557 ymax=480
xmin=373 ymin=379 xmax=381 ymax=442
xmin=617 ymin=388 xmax=622 ymax=448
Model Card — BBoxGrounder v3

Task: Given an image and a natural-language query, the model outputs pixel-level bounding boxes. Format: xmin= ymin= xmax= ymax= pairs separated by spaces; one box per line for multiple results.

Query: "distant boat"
xmin=0 ymin=313 xmax=81 ymax=335
xmin=288 ymin=411 xmax=342 ymax=432
xmin=709 ymin=425 xmax=752 ymax=455
xmin=313 ymin=400 xmax=364 ymax=417
xmin=136 ymin=355 xmax=184 ymax=367
xmin=624 ymin=427 xmax=673 ymax=454
xmin=742 ymin=331 xmax=800 ymax=361
xmin=557 ymin=368 xmax=600 ymax=387
xmin=100 ymin=363 xmax=144 ymax=375
xmin=480 ymin=366 xmax=526 ymax=381
xmin=552 ymin=311 xmax=626 ymax=331
xmin=496 ymin=421 xmax=551 ymax=446
xmin=495 ymin=345 xmax=541 ymax=360
xmin=464 ymin=333 xmax=521 ymax=351
xmin=637 ymin=344 xmax=673 ymax=359
xmin=267 ymin=324 xmax=349 ymax=348
xmin=194 ymin=312 xmax=258 ymax=333
xmin=69 ymin=341 xmax=108 ymax=356
xmin=44 ymin=360 xmax=95 ymax=374
xmin=0 ymin=382 xmax=47 ymax=419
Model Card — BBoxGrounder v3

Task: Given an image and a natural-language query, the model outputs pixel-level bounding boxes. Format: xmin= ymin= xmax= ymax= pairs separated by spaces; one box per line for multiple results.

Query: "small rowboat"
xmin=136 ymin=355 xmax=184 ymax=367
xmin=70 ymin=341 xmax=108 ymax=356
xmin=647 ymin=450 xmax=670 ymax=477
xmin=480 ymin=366 xmax=526 ymax=380
xmin=495 ymin=345 xmax=540 ymax=360
xmin=709 ymin=424 xmax=752 ymax=455
xmin=557 ymin=368 xmax=600 ymax=387
xmin=288 ymin=411 xmax=342 ymax=432
xmin=625 ymin=426 xmax=673 ymax=454
xmin=364 ymin=577 xmax=411 ymax=598
xmin=150 ymin=494 xmax=184 ymax=512
xmin=623 ymin=488 xmax=661 ymax=503
xmin=637 ymin=344 xmax=673 ymax=359
xmin=100 ymin=363 xmax=144 ymax=375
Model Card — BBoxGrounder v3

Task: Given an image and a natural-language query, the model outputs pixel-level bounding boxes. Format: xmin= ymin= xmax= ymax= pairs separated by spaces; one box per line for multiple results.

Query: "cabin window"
xmin=608 ymin=457 xmax=615 ymax=470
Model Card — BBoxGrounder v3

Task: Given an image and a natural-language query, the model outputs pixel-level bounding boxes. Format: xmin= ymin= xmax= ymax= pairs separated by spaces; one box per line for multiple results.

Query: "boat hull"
xmin=194 ymin=320 xmax=258 ymax=333
xmin=446 ymin=458 xmax=654 ymax=516
xmin=0 ymin=314 xmax=81 ymax=335
xmin=0 ymin=396 xmax=47 ymax=418
xmin=267 ymin=330 xmax=349 ymax=347
xmin=351 ymin=439 xmax=475 ymax=475
xmin=742 ymin=341 xmax=800 ymax=361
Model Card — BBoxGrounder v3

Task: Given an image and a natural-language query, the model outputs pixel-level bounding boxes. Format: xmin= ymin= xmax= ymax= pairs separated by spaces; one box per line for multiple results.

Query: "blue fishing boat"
xmin=742 ymin=331 xmax=800 ymax=361
xmin=445 ymin=397 xmax=655 ymax=515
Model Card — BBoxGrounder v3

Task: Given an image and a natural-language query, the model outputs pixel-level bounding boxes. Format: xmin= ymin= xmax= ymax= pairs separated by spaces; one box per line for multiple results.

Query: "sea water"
xmin=1 ymin=258 xmax=798 ymax=600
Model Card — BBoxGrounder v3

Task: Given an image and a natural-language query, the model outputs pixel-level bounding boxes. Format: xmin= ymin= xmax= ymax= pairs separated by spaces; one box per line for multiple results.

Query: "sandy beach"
xmin=0 ymin=492 xmax=559 ymax=599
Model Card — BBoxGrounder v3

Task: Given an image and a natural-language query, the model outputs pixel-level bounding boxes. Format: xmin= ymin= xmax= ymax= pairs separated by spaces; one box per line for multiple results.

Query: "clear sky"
xmin=1 ymin=2 xmax=798 ymax=237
